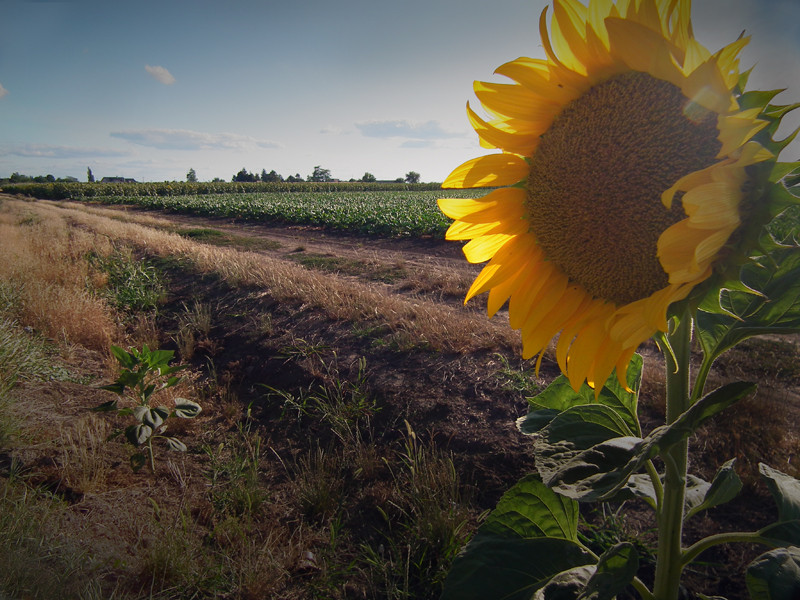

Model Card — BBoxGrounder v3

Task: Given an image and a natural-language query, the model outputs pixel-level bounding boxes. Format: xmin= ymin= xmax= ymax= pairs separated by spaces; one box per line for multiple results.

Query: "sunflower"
xmin=439 ymin=0 xmax=784 ymax=392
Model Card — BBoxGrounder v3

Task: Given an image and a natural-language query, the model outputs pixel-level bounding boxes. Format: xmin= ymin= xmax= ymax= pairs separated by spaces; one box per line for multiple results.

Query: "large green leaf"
xmin=746 ymin=547 xmax=800 ymax=599
xmin=125 ymin=423 xmax=153 ymax=446
xmin=685 ymin=459 xmax=743 ymax=521
xmin=580 ymin=542 xmax=639 ymax=600
xmin=441 ymin=536 xmax=593 ymax=600
xmin=535 ymin=382 xmax=755 ymax=501
xmin=441 ymin=476 xmax=590 ymax=600
xmin=481 ymin=475 xmax=579 ymax=541
xmin=697 ymin=246 xmax=800 ymax=362
xmin=761 ymin=464 xmax=800 ymax=522
xmin=758 ymin=521 xmax=800 ymax=547
xmin=533 ymin=566 xmax=595 ymax=600
xmin=517 ymin=355 xmax=642 ymax=436
xmin=173 ymin=398 xmax=202 ymax=419
xmin=531 ymin=543 xmax=639 ymax=600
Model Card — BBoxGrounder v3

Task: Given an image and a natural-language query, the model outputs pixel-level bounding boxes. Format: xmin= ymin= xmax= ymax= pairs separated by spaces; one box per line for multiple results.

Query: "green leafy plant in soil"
xmin=93 ymin=345 xmax=201 ymax=472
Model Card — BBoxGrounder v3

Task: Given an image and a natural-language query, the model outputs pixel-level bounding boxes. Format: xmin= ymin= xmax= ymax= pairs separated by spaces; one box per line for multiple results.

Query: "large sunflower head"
xmin=439 ymin=0 xmax=799 ymax=392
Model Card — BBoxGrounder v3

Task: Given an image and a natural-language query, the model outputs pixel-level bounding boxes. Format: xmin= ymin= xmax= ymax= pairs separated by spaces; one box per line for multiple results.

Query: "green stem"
xmin=652 ymin=310 xmax=692 ymax=600
xmin=645 ymin=459 xmax=664 ymax=509
xmin=147 ymin=438 xmax=155 ymax=473
xmin=682 ymin=532 xmax=774 ymax=567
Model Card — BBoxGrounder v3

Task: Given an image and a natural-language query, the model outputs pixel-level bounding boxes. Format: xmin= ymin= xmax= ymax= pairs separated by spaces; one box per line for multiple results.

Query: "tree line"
xmin=220 ymin=166 xmax=421 ymax=184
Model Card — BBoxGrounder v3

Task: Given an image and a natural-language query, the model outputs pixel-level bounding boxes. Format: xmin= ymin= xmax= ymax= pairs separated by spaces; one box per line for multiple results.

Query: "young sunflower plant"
xmin=438 ymin=0 xmax=800 ymax=598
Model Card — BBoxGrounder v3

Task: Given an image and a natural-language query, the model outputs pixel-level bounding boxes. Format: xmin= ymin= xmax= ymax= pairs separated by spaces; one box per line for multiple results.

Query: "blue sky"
xmin=1 ymin=0 xmax=798 ymax=183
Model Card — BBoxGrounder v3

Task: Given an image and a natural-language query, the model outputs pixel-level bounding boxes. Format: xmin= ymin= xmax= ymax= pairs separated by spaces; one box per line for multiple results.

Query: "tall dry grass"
xmin=0 ymin=199 xmax=117 ymax=350
xmin=16 ymin=198 xmax=521 ymax=354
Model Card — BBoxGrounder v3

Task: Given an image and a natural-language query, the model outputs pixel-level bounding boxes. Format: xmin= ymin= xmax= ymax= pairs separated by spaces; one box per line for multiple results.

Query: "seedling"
xmin=94 ymin=345 xmax=201 ymax=472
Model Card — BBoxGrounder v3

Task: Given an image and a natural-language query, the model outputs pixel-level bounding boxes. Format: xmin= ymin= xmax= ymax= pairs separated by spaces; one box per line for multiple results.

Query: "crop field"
xmin=1 ymin=182 xmax=487 ymax=238
xmin=1 ymin=193 xmax=799 ymax=600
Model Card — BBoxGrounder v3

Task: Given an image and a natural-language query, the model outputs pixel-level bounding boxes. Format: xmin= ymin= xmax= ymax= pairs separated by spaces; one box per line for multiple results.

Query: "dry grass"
xmin=8 ymin=198 xmax=520 ymax=354
xmin=0 ymin=199 xmax=117 ymax=350
xmin=58 ymin=413 xmax=111 ymax=493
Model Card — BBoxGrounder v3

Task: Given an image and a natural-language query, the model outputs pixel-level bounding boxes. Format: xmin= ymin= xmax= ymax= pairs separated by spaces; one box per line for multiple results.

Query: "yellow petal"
xmin=682 ymin=190 xmax=739 ymax=231
xmin=454 ymin=188 xmax=526 ymax=223
xmin=462 ymin=233 xmax=518 ymax=264
xmin=467 ymin=103 xmax=541 ymax=155
xmin=605 ymin=17 xmax=684 ymax=87
xmin=474 ymin=80 xmax=562 ymax=123
xmin=551 ymin=0 xmax=590 ymax=75
xmin=487 ymin=266 xmax=529 ymax=316
xmin=494 ymin=57 xmax=579 ymax=105
xmin=508 ymin=261 xmax=562 ymax=330
xmin=717 ymin=110 xmax=769 ymax=157
xmin=466 ymin=234 xmax=538 ymax=302
xmin=442 ymin=154 xmax=530 ymax=189
xmin=445 ymin=214 xmax=527 ymax=241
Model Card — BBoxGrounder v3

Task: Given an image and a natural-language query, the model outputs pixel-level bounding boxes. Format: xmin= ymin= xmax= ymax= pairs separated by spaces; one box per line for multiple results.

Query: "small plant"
xmin=93 ymin=345 xmax=201 ymax=472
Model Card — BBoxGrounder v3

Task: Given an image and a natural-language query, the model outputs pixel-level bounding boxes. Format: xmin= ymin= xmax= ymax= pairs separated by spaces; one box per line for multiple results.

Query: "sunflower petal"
xmin=442 ymin=154 xmax=530 ymax=189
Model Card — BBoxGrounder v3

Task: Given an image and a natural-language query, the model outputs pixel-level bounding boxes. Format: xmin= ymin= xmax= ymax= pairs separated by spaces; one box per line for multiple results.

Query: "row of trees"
xmin=2 ymin=172 xmax=79 ymax=184
xmin=216 ymin=166 xmax=421 ymax=184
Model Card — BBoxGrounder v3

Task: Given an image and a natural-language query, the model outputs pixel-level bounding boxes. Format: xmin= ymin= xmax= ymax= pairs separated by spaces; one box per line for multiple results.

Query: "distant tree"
xmin=186 ymin=168 xmax=198 ymax=182
xmin=405 ymin=171 xmax=421 ymax=184
xmin=394 ymin=177 xmax=404 ymax=183
xmin=87 ymin=167 xmax=95 ymax=183
xmin=360 ymin=172 xmax=376 ymax=183
xmin=307 ymin=165 xmax=332 ymax=182
xmin=211 ymin=177 xmax=224 ymax=182
xmin=262 ymin=169 xmax=283 ymax=182
xmin=232 ymin=168 xmax=258 ymax=182
xmin=286 ymin=173 xmax=303 ymax=182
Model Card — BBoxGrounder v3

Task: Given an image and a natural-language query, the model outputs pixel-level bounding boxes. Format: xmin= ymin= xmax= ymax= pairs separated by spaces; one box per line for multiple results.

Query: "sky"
xmin=1 ymin=0 xmax=799 ymax=183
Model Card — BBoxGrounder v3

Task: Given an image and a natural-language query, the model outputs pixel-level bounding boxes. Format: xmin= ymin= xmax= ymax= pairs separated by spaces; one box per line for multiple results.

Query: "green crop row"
xmin=80 ymin=190 xmax=485 ymax=237
xmin=1 ymin=180 xmax=445 ymax=200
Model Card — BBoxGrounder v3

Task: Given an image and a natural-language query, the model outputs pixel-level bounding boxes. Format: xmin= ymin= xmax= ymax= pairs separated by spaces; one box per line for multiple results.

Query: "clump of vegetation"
xmin=93 ymin=345 xmax=201 ymax=472
xmin=89 ymin=248 xmax=166 ymax=312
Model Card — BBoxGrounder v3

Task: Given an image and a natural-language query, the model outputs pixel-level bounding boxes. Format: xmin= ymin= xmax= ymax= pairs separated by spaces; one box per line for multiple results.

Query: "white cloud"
xmin=0 ymin=83 xmax=7 ymax=99
xmin=2 ymin=143 xmax=129 ymax=159
xmin=355 ymin=120 xmax=463 ymax=140
xmin=110 ymin=128 xmax=280 ymax=151
xmin=145 ymin=64 xmax=176 ymax=85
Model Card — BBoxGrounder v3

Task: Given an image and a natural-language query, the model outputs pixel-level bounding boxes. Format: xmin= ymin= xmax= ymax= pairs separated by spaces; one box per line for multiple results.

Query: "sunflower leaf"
xmin=518 ymin=355 xmax=641 ymax=436
xmin=696 ymin=246 xmax=800 ymax=361
xmin=440 ymin=474 xmax=591 ymax=600
xmin=685 ymin=459 xmax=743 ymax=521
xmin=441 ymin=536 xmax=593 ymax=600
xmin=760 ymin=464 xmax=800 ymax=523
xmin=535 ymin=382 xmax=754 ymax=501
xmin=481 ymin=474 xmax=579 ymax=541
xmin=746 ymin=547 xmax=800 ymax=599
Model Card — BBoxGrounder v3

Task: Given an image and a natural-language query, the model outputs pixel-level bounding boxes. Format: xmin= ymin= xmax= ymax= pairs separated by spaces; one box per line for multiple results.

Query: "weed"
xmin=494 ymin=352 xmax=542 ymax=395
xmin=59 ymin=414 xmax=111 ymax=493
xmin=203 ymin=420 xmax=267 ymax=518
xmin=89 ymin=248 xmax=166 ymax=312
xmin=293 ymin=445 xmax=345 ymax=521
xmin=360 ymin=423 xmax=474 ymax=599
xmin=278 ymin=336 xmax=330 ymax=362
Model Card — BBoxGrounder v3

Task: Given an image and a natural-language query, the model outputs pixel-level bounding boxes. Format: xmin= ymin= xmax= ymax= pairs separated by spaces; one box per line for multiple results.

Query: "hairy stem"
xmin=652 ymin=311 xmax=692 ymax=600
xmin=682 ymin=532 xmax=774 ymax=567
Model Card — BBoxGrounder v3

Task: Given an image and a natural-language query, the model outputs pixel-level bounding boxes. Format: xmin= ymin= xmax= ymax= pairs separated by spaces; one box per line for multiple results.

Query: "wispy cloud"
xmin=110 ymin=128 xmax=280 ymax=151
xmin=2 ymin=143 xmax=129 ymax=159
xmin=0 ymin=83 xmax=8 ymax=99
xmin=145 ymin=64 xmax=176 ymax=85
xmin=355 ymin=120 xmax=462 ymax=140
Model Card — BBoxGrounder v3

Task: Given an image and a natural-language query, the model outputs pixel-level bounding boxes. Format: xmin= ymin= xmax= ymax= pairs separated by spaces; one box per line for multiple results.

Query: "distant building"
xmin=100 ymin=176 xmax=137 ymax=183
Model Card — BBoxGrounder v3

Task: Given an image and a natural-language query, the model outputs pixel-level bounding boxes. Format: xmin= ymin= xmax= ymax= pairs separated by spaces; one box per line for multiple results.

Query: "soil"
xmin=6 ymin=199 xmax=800 ymax=599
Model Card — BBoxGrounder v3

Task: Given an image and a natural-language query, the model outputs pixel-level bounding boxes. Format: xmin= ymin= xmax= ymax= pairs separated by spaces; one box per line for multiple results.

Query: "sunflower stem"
xmin=652 ymin=310 xmax=692 ymax=600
